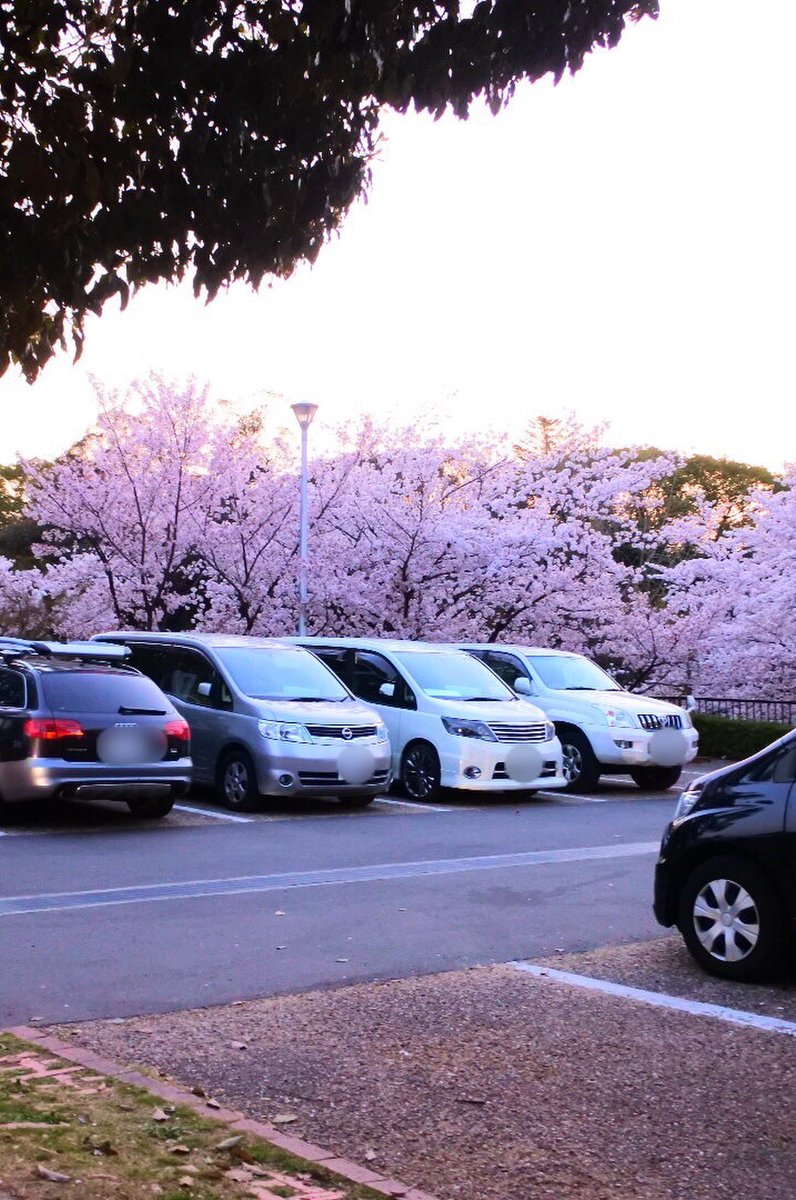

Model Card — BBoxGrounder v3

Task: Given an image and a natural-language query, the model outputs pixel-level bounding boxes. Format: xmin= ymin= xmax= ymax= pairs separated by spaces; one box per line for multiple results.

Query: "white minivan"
xmin=292 ymin=638 xmax=566 ymax=802
xmin=458 ymin=644 xmax=698 ymax=792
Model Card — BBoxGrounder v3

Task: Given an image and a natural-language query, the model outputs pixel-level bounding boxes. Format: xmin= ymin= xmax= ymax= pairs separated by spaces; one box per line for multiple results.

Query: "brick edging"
xmin=4 ymin=1024 xmax=439 ymax=1200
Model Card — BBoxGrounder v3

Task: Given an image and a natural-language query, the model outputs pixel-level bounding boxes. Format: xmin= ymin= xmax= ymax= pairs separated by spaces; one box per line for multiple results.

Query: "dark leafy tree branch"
xmin=1 ymin=0 xmax=657 ymax=380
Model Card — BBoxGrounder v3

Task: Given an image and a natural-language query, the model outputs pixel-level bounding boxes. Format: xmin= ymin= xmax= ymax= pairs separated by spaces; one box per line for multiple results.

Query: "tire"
xmin=677 ymin=856 xmax=788 ymax=982
xmin=126 ymin=796 xmax=175 ymax=819
xmin=401 ymin=742 xmax=442 ymax=803
xmin=630 ymin=765 xmax=682 ymax=791
xmin=557 ymin=727 xmax=600 ymax=793
xmin=217 ymin=749 xmax=261 ymax=812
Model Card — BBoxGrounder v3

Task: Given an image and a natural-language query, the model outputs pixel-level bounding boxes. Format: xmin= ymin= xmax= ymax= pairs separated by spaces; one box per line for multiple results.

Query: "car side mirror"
xmin=379 ymin=681 xmax=396 ymax=698
xmin=196 ymin=681 xmax=212 ymax=698
xmin=513 ymin=676 xmax=533 ymax=696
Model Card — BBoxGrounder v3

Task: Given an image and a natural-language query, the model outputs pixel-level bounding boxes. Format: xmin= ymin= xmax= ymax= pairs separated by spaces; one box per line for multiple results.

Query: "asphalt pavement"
xmin=0 ymin=768 xmax=710 ymax=1026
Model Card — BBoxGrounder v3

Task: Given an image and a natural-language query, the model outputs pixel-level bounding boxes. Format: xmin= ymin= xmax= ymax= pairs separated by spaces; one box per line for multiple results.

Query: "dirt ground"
xmin=53 ymin=938 xmax=796 ymax=1200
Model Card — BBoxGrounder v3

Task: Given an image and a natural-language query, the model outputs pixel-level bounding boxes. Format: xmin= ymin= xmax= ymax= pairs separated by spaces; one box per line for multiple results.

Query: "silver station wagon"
xmin=92 ymin=633 xmax=391 ymax=810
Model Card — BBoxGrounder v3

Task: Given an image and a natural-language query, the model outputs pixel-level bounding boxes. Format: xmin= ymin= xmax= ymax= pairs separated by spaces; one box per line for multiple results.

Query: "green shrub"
xmin=693 ymin=712 xmax=791 ymax=760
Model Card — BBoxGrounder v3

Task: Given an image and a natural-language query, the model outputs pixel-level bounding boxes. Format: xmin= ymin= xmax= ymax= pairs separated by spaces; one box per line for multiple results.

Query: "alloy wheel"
xmin=403 ymin=745 xmax=439 ymax=801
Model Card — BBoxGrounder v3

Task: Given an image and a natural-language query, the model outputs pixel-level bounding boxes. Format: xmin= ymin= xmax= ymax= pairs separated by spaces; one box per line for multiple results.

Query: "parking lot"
xmin=0 ymin=761 xmax=713 ymax=836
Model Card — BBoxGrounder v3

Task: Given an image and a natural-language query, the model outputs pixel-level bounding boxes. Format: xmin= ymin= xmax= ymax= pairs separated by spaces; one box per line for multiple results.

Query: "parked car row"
xmin=0 ymin=631 xmax=697 ymax=817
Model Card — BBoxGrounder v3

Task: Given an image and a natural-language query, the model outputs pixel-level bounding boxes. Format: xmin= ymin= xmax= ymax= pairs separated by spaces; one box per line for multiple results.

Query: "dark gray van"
xmin=92 ymin=633 xmax=391 ymax=810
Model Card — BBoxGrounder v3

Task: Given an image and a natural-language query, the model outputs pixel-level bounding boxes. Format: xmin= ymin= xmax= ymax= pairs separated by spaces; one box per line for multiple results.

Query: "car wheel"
xmin=677 ymin=856 xmax=788 ymax=981
xmin=630 ymin=765 xmax=682 ymax=791
xmin=401 ymin=742 xmax=442 ymax=803
xmin=126 ymin=796 xmax=175 ymax=819
xmin=557 ymin=728 xmax=600 ymax=792
xmin=217 ymin=750 xmax=261 ymax=812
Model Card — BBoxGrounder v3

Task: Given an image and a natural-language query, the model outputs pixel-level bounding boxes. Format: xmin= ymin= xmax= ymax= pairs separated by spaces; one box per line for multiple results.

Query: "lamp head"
xmin=291 ymin=402 xmax=319 ymax=430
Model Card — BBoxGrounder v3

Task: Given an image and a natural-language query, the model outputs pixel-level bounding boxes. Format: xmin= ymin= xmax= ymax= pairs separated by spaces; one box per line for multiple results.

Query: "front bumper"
xmin=0 ymin=758 xmax=193 ymax=804
xmin=255 ymin=740 xmax=393 ymax=798
xmin=588 ymin=727 xmax=699 ymax=769
xmin=438 ymin=737 xmax=566 ymax=792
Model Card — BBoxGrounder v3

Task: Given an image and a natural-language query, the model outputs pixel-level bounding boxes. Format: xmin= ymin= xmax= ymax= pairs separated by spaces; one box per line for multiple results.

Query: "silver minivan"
xmin=92 ymin=633 xmax=391 ymax=810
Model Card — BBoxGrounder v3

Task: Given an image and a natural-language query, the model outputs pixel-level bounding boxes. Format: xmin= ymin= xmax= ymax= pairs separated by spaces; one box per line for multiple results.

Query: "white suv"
xmin=292 ymin=638 xmax=567 ymax=802
xmin=458 ymin=645 xmax=698 ymax=792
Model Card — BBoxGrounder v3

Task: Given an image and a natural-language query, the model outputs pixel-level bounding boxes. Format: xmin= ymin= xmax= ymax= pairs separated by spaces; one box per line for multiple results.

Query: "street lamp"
xmin=291 ymin=402 xmax=318 ymax=636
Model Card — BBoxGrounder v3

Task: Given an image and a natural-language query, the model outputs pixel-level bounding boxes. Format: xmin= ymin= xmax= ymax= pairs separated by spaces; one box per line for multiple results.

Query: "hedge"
xmin=692 ymin=712 xmax=791 ymax=761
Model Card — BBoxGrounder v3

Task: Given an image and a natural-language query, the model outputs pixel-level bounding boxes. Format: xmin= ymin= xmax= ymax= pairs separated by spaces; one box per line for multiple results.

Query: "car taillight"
xmin=23 ymin=718 xmax=85 ymax=740
xmin=164 ymin=719 xmax=190 ymax=744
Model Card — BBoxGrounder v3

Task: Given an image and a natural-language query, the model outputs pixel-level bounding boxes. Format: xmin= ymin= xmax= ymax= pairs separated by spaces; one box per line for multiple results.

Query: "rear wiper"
xmin=118 ymin=705 xmax=167 ymax=716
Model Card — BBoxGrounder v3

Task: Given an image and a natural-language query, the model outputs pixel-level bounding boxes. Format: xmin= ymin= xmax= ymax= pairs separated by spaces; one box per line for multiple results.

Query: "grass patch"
xmin=0 ymin=1034 xmax=386 ymax=1199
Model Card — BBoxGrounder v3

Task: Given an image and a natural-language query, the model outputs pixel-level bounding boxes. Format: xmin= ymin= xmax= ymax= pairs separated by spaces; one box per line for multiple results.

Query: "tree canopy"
xmin=1 ymin=0 xmax=657 ymax=380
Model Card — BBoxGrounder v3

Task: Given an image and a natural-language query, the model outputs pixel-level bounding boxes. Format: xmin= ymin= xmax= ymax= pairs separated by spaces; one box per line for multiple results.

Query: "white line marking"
xmin=537 ymin=790 xmax=606 ymax=803
xmin=373 ymin=797 xmax=453 ymax=812
xmin=173 ymin=804 xmax=253 ymax=824
xmin=0 ymin=841 xmax=659 ymax=917
xmin=509 ymin=962 xmax=796 ymax=1037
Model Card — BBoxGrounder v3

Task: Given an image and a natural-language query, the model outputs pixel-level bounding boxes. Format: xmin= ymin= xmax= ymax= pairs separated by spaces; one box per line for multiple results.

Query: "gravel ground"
xmin=55 ymin=938 xmax=796 ymax=1200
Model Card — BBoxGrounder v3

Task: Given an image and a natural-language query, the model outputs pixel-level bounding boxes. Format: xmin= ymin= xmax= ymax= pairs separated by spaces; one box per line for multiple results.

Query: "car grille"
xmin=638 ymin=713 xmax=683 ymax=731
xmin=305 ymin=724 xmax=379 ymax=740
xmin=297 ymin=768 xmax=390 ymax=787
xmin=492 ymin=760 xmax=558 ymax=781
xmin=487 ymin=723 xmax=549 ymax=743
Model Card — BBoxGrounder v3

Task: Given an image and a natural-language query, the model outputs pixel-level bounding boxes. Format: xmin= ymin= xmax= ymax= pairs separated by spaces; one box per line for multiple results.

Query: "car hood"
xmin=434 ymin=698 xmax=549 ymax=723
xmin=556 ymin=690 xmax=685 ymax=715
xmin=252 ymin=699 xmax=382 ymax=725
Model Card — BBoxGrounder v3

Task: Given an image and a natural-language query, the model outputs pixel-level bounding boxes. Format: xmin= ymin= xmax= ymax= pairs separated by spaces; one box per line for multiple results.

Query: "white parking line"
xmin=537 ymin=790 xmax=608 ymax=803
xmin=509 ymin=962 xmax=796 ymax=1037
xmin=173 ymin=804 xmax=254 ymax=824
xmin=373 ymin=797 xmax=453 ymax=813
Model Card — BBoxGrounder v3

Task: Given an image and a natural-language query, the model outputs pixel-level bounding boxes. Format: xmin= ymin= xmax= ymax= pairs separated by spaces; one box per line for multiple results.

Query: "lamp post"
xmin=291 ymin=402 xmax=318 ymax=636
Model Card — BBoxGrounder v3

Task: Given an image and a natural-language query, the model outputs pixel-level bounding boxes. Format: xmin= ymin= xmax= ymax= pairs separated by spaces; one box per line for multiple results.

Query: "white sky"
xmin=1 ymin=0 xmax=794 ymax=469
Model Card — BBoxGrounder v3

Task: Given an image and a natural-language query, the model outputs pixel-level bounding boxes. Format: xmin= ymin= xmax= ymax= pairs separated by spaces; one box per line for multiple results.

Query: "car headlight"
xmin=591 ymin=704 xmax=636 ymax=729
xmin=441 ymin=717 xmax=498 ymax=741
xmin=544 ymin=721 xmax=556 ymax=741
xmin=375 ymin=723 xmax=389 ymax=744
xmin=674 ymin=783 xmax=703 ymax=820
xmin=257 ymin=720 xmax=311 ymax=744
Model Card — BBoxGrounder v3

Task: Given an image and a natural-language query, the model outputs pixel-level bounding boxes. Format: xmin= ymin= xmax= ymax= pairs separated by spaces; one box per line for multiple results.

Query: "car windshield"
xmin=215 ymin=646 xmax=350 ymax=702
xmin=392 ymin=650 xmax=515 ymax=701
xmin=527 ymin=654 xmax=622 ymax=692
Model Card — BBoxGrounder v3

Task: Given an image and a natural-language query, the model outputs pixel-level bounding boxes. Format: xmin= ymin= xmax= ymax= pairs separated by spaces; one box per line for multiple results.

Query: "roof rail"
xmin=0 ymin=638 xmax=130 ymax=661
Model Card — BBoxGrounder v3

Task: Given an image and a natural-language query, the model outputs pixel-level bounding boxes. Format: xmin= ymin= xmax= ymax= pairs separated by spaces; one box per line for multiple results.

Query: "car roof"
xmin=7 ymin=657 xmax=137 ymax=676
xmin=95 ymin=631 xmax=305 ymax=652
xmin=456 ymin=643 xmax=580 ymax=658
xmin=288 ymin=637 xmax=474 ymax=655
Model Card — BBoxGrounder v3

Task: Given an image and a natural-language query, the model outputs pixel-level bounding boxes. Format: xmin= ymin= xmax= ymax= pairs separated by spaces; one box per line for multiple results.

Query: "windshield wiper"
xmin=118 ymin=705 xmax=167 ymax=715
xmin=461 ymin=695 xmax=505 ymax=702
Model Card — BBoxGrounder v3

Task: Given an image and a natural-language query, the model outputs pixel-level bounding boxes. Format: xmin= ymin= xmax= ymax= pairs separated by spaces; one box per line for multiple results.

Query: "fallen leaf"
xmin=365 ymin=1149 xmax=377 ymax=1161
xmin=335 ymin=958 xmax=349 ymax=963
xmin=168 ymin=1144 xmax=192 ymax=1155
xmin=152 ymin=1107 xmax=170 ymax=1121
xmin=190 ymin=1086 xmax=206 ymax=1098
xmin=35 ymin=1165 xmax=71 ymax=1183
xmin=178 ymin=1177 xmax=195 ymax=1188
xmin=224 ymin=1167 xmax=255 ymax=1183
xmin=274 ymin=910 xmax=286 ymax=916
xmin=205 ymin=1098 xmax=221 ymax=1109
xmin=457 ymin=1095 xmax=487 ymax=1105
xmin=230 ymin=1041 xmax=248 ymax=1050
xmin=272 ymin=1113 xmax=298 ymax=1125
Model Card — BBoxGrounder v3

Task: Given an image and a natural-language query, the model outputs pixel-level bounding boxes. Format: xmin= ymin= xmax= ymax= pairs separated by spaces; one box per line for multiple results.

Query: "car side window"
xmin=484 ymin=651 xmax=533 ymax=693
xmin=739 ymin=743 xmax=796 ymax=785
xmin=161 ymin=648 xmax=233 ymax=711
xmin=311 ymin=647 xmax=354 ymax=690
xmin=0 ymin=668 xmax=26 ymax=709
xmin=354 ymin=651 xmax=416 ymax=710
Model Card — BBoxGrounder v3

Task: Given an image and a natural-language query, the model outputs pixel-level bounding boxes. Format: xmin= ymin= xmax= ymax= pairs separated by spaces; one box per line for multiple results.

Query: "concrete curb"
xmin=3 ymin=1024 xmax=439 ymax=1200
